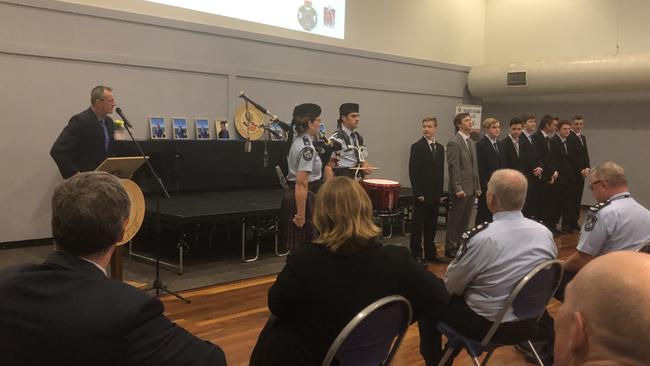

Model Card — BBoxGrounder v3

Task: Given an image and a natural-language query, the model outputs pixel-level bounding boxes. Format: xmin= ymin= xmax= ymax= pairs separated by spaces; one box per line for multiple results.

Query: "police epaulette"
xmin=302 ymin=135 xmax=311 ymax=145
xmin=460 ymin=221 xmax=490 ymax=242
xmin=588 ymin=201 xmax=610 ymax=214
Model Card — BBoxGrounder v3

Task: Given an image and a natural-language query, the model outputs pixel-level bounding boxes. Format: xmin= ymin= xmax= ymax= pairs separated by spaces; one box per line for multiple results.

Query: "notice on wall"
xmin=455 ymin=104 xmax=482 ymax=130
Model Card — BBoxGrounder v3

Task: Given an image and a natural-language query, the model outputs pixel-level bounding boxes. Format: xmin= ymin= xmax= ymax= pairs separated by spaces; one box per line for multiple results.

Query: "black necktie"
xmin=545 ymin=136 xmax=550 ymax=151
xmin=430 ymin=143 xmax=436 ymax=161
xmin=493 ymin=141 xmax=499 ymax=155
xmin=563 ymin=140 xmax=567 ymax=155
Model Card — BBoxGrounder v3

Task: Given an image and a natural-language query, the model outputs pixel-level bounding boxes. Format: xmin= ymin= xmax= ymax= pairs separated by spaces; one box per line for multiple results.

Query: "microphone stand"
xmin=122 ymin=120 xmax=190 ymax=304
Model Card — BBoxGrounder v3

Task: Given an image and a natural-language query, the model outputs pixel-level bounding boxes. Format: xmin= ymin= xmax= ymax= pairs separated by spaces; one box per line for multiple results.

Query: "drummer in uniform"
xmin=281 ymin=103 xmax=331 ymax=252
xmin=330 ymin=103 xmax=372 ymax=179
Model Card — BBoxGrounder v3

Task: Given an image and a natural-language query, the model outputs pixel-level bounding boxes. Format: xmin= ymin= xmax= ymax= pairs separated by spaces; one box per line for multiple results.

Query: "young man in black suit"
xmin=0 ymin=172 xmax=227 ymax=366
xmin=550 ymin=120 xmax=580 ymax=233
xmin=408 ymin=116 xmax=445 ymax=262
xmin=532 ymin=114 xmax=560 ymax=234
xmin=567 ymin=115 xmax=591 ymax=231
xmin=50 ymin=85 xmax=116 ymax=178
xmin=519 ymin=114 xmax=544 ymax=219
xmin=475 ymin=117 xmax=502 ymax=224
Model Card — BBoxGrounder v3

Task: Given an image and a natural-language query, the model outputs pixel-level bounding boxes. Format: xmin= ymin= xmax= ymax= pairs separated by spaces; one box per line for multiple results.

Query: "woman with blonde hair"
xmin=250 ymin=176 xmax=449 ymax=365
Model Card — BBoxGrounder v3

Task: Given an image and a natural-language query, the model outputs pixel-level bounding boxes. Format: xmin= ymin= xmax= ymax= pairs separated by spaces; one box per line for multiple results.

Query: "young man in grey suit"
xmin=445 ymin=112 xmax=481 ymax=258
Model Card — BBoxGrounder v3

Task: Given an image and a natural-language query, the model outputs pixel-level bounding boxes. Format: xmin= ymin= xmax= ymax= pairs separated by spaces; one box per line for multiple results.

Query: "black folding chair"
xmin=436 ymin=260 xmax=563 ymax=366
xmin=322 ymin=295 xmax=412 ymax=366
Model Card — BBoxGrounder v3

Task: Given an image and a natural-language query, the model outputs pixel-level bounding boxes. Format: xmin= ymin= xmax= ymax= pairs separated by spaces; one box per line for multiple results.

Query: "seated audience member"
xmin=0 ymin=172 xmax=226 ymax=366
xmin=419 ymin=169 xmax=557 ymax=366
xmin=554 ymin=251 xmax=650 ymax=366
xmin=559 ymin=162 xmax=650 ymax=299
xmin=250 ymin=176 xmax=449 ymax=365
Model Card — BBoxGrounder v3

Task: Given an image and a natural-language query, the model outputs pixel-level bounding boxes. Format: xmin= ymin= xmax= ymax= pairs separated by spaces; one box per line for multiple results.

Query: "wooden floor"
xmin=161 ymin=233 xmax=580 ymax=366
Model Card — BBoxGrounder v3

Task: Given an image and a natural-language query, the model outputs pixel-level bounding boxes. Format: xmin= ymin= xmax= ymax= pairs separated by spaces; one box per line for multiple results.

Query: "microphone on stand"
xmin=115 ymin=107 xmax=133 ymax=128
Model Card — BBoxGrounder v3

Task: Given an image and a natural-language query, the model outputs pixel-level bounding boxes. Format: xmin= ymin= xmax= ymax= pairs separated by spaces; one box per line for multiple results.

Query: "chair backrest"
xmin=481 ymin=260 xmax=563 ymax=344
xmin=321 ymin=295 xmax=412 ymax=366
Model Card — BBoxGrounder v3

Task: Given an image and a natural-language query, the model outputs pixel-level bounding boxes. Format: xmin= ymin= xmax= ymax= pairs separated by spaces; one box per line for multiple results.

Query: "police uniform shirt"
xmin=287 ymin=134 xmax=322 ymax=183
xmin=577 ymin=192 xmax=650 ymax=256
xmin=330 ymin=125 xmax=367 ymax=168
xmin=445 ymin=211 xmax=557 ymax=322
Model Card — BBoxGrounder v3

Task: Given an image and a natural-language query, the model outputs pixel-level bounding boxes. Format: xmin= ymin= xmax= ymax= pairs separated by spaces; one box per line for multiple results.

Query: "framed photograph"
xmin=269 ymin=123 xmax=284 ymax=141
xmin=149 ymin=116 xmax=166 ymax=139
xmin=172 ymin=117 xmax=189 ymax=140
xmin=195 ymin=118 xmax=210 ymax=140
xmin=215 ymin=119 xmax=230 ymax=140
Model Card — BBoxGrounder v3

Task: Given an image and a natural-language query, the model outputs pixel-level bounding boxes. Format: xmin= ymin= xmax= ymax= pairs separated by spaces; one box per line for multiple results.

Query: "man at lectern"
xmin=50 ymin=85 xmax=116 ymax=178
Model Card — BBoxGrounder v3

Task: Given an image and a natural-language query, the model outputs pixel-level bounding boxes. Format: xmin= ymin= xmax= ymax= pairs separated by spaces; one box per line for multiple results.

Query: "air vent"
xmin=506 ymin=71 xmax=527 ymax=87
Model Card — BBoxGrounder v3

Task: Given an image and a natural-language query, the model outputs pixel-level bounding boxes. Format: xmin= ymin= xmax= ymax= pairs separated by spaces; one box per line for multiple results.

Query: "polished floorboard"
xmin=161 ymin=233 xmax=579 ymax=366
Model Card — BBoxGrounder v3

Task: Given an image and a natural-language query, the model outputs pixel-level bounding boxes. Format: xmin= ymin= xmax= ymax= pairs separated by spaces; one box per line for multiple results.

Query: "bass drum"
xmin=360 ymin=178 xmax=401 ymax=214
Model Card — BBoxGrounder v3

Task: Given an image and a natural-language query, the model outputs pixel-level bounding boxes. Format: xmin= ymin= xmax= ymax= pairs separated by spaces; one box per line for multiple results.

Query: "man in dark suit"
xmin=520 ymin=114 xmax=544 ymax=219
xmin=550 ymin=120 xmax=580 ymax=232
xmin=501 ymin=117 xmax=544 ymax=221
xmin=0 ymin=172 xmax=227 ymax=366
xmin=51 ymin=85 xmax=116 ymax=178
xmin=445 ymin=113 xmax=480 ymax=258
xmin=532 ymin=115 xmax=560 ymax=234
xmin=409 ymin=117 xmax=445 ymax=262
xmin=475 ymin=117 xmax=502 ymax=224
xmin=567 ymin=115 xmax=591 ymax=231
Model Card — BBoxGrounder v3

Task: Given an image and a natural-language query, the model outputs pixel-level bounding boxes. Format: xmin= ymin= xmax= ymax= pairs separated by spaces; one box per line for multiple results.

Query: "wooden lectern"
xmin=95 ymin=157 xmax=147 ymax=281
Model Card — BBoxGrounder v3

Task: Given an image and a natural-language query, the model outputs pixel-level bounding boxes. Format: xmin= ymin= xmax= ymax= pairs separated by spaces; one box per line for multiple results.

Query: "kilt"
xmin=279 ymin=181 xmax=322 ymax=252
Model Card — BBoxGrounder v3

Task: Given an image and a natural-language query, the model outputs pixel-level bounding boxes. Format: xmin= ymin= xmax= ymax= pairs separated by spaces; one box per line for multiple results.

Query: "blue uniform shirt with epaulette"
xmin=445 ymin=211 xmax=557 ymax=322
xmin=287 ymin=134 xmax=322 ymax=182
xmin=330 ymin=125 xmax=368 ymax=168
xmin=577 ymin=192 xmax=650 ymax=256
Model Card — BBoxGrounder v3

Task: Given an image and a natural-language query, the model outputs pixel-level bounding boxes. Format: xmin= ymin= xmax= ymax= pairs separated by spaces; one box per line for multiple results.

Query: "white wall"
xmin=484 ymin=0 xmax=650 ymax=64
xmin=60 ymin=0 xmax=486 ymax=66
xmin=0 ymin=0 xmax=472 ymax=243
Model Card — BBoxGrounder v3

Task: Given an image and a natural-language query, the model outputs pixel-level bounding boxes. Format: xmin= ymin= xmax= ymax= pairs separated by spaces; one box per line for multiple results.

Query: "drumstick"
xmin=348 ymin=166 xmax=379 ymax=170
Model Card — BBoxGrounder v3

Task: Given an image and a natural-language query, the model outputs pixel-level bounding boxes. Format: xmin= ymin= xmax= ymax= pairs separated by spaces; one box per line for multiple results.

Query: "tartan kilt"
xmin=279 ymin=187 xmax=317 ymax=253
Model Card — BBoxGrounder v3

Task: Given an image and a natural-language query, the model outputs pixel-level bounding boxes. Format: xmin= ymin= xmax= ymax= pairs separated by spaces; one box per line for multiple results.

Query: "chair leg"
xmin=479 ymin=349 xmax=495 ymax=366
xmin=437 ymin=346 xmax=456 ymax=366
xmin=527 ymin=340 xmax=545 ymax=366
xmin=471 ymin=356 xmax=481 ymax=366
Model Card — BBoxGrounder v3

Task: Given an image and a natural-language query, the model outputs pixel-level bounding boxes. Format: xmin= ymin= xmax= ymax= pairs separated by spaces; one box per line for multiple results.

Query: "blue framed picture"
xmin=149 ymin=116 xmax=166 ymax=139
xmin=172 ymin=117 xmax=189 ymax=140
xmin=195 ymin=118 xmax=210 ymax=139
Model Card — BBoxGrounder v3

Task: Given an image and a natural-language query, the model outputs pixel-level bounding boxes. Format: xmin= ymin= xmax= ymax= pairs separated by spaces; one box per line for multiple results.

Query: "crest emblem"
xmin=584 ymin=213 xmax=598 ymax=231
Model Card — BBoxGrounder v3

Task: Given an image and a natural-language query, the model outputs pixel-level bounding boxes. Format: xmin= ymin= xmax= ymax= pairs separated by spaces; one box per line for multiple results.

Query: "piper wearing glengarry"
xmin=280 ymin=103 xmax=330 ymax=252
xmin=330 ymin=103 xmax=371 ymax=179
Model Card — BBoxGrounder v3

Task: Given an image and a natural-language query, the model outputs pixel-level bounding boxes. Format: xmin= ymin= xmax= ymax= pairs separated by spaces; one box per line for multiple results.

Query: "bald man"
xmin=419 ymin=169 xmax=557 ymax=365
xmin=554 ymin=251 xmax=650 ymax=366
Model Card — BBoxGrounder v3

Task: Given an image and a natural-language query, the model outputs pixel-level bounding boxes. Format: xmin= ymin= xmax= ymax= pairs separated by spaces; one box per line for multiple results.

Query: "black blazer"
xmin=500 ymin=136 xmax=540 ymax=177
xmin=532 ymin=131 xmax=558 ymax=181
xmin=550 ymin=135 xmax=579 ymax=185
xmin=50 ymin=107 xmax=115 ymax=178
xmin=408 ymin=137 xmax=444 ymax=202
xmin=476 ymin=136 xmax=502 ymax=191
xmin=0 ymin=251 xmax=226 ymax=366
xmin=250 ymin=240 xmax=449 ymax=366
xmin=568 ymin=131 xmax=590 ymax=171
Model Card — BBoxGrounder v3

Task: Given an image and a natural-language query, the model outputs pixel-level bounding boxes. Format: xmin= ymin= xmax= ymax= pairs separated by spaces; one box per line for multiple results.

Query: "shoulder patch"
xmin=456 ymin=221 xmax=490 ymax=260
xmin=584 ymin=212 xmax=598 ymax=231
xmin=302 ymin=136 xmax=311 ymax=146
xmin=301 ymin=147 xmax=314 ymax=162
